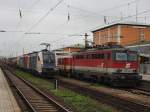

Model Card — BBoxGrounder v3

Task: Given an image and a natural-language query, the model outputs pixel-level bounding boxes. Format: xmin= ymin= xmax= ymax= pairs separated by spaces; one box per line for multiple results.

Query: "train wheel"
xmin=78 ymin=73 xmax=84 ymax=80
xmin=99 ymin=76 xmax=105 ymax=83
xmin=110 ymin=81 xmax=118 ymax=87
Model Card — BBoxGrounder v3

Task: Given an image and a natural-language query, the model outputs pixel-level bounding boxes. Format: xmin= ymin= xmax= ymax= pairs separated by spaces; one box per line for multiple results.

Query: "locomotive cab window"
xmin=92 ymin=54 xmax=97 ymax=59
xmin=43 ymin=53 xmax=54 ymax=63
xmin=128 ymin=53 xmax=137 ymax=61
xmin=92 ymin=54 xmax=105 ymax=59
xmin=115 ymin=52 xmax=127 ymax=61
xmin=99 ymin=54 xmax=104 ymax=59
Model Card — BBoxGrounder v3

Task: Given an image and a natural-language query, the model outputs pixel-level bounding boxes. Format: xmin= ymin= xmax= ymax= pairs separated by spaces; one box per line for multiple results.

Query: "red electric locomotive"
xmin=58 ymin=45 xmax=142 ymax=87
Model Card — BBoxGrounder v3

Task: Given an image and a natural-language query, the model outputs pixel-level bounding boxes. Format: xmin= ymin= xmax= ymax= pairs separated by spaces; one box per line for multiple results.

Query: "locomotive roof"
xmin=23 ymin=49 xmax=52 ymax=55
xmin=73 ymin=47 xmax=134 ymax=55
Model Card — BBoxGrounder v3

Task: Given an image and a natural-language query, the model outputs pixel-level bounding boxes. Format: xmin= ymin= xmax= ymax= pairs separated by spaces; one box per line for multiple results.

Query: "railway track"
xmin=137 ymin=80 xmax=150 ymax=92
xmin=56 ymin=77 xmax=150 ymax=112
xmin=3 ymin=69 xmax=71 ymax=112
xmin=125 ymin=80 xmax=150 ymax=96
xmin=124 ymin=88 xmax=150 ymax=96
xmin=4 ymin=65 xmax=150 ymax=112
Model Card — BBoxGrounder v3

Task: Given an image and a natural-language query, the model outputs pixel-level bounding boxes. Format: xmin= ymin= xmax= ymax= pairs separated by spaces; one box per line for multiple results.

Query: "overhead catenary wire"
xmin=52 ymin=8 xmax=150 ymax=46
xmin=0 ymin=30 xmax=71 ymax=36
xmin=98 ymin=0 xmax=140 ymax=14
xmin=24 ymin=0 xmax=64 ymax=34
xmin=49 ymin=0 xmax=141 ymax=31
xmin=2 ymin=0 xmax=149 ymax=57
xmin=24 ymin=32 xmax=70 ymax=36
xmin=0 ymin=30 xmax=24 ymax=33
xmin=24 ymin=8 xmax=150 ymax=40
xmin=27 ymin=0 xmax=42 ymax=9
xmin=16 ymin=0 xmax=149 ymax=50
xmin=42 ymin=1 xmax=139 ymax=42
xmin=9 ymin=0 xmax=142 ymax=35
xmin=47 ymin=1 xmax=142 ymax=35
xmin=15 ymin=0 xmax=137 ymax=30
xmin=85 ymin=8 xmax=150 ymax=33
xmin=63 ymin=0 xmax=140 ymax=20
xmin=15 ymin=0 xmax=64 ymax=49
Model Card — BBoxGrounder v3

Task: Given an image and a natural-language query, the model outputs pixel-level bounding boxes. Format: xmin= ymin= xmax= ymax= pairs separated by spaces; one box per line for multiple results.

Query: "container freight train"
xmin=9 ymin=49 xmax=56 ymax=78
xmin=58 ymin=46 xmax=142 ymax=87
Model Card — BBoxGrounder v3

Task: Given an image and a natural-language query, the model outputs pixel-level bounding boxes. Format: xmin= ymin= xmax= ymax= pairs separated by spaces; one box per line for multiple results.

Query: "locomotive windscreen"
xmin=114 ymin=51 xmax=138 ymax=61
xmin=115 ymin=53 xmax=127 ymax=61
xmin=128 ymin=53 xmax=138 ymax=61
xmin=42 ymin=51 xmax=55 ymax=68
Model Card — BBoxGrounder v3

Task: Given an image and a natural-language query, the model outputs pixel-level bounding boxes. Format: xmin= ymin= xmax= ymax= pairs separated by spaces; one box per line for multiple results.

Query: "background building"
xmin=92 ymin=22 xmax=150 ymax=46
xmin=126 ymin=44 xmax=150 ymax=74
xmin=53 ymin=44 xmax=84 ymax=53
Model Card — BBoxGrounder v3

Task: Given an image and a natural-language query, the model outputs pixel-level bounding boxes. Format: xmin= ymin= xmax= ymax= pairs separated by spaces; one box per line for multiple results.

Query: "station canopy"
xmin=126 ymin=43 xmax=150 ymax=58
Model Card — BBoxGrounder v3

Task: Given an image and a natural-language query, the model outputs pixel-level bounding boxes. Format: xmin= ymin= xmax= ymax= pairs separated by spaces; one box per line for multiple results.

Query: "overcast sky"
xmin=0 ymin=0 xmax=150 ymax=57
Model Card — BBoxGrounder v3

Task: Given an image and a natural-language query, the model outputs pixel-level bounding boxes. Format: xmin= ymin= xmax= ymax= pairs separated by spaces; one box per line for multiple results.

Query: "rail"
xmin=3 ymin=68 xmax=71 ymax=112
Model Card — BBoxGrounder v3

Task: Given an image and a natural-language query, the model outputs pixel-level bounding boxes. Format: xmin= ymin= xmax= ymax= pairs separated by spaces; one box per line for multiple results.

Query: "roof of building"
xmin=92 ymin=22 xmax=150 ymax=32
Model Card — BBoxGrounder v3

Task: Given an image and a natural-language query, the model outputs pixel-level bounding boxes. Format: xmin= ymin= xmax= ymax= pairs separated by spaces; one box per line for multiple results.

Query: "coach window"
xmin=92 ymin=54 xmax=96 ymax=59
xmin=80 ymin=55 xmax=84 ymax=59
xmin=95 ymin=54 xmax=97 ymax=59
xmin=74 ymin=56 xmax=77 ymax=59
xmin=76 ymin=55 xmax=78 ymax=59
xmin=95 ymin=54 xmax=98 ymax=59
xmin=96 ymin=54 xmax=99 ymax=59
xmin=106 ymin=53 xmax=111 ymax=59
xmin=92 ymin=54 xmax=94 ymax=59
xmin=86 ymin=55 xmax=88 ymax=59
xmin=101 ymin=54 xmax=104 ymax=59
xmin=75 ymin=56 xmax=77 ymax=59
xmin=82 ymin=55 xmax=84 ymax=59
xmin=90 ymin=54 xmax=92 ymax=59
xmin=78 ymin=55 xmax=80 ymax=59
xmin=98 ymin=54 xmax=101 ymax=58
xmin=97 ymin=54 xmax=99 ymax=59
xmin=87 ymin=55 xmax=89 ymax=59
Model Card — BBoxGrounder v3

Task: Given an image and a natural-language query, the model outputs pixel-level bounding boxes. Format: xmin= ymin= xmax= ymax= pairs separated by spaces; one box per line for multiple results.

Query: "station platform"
xmin=0 ymin=68 xmax=21 ymax=112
